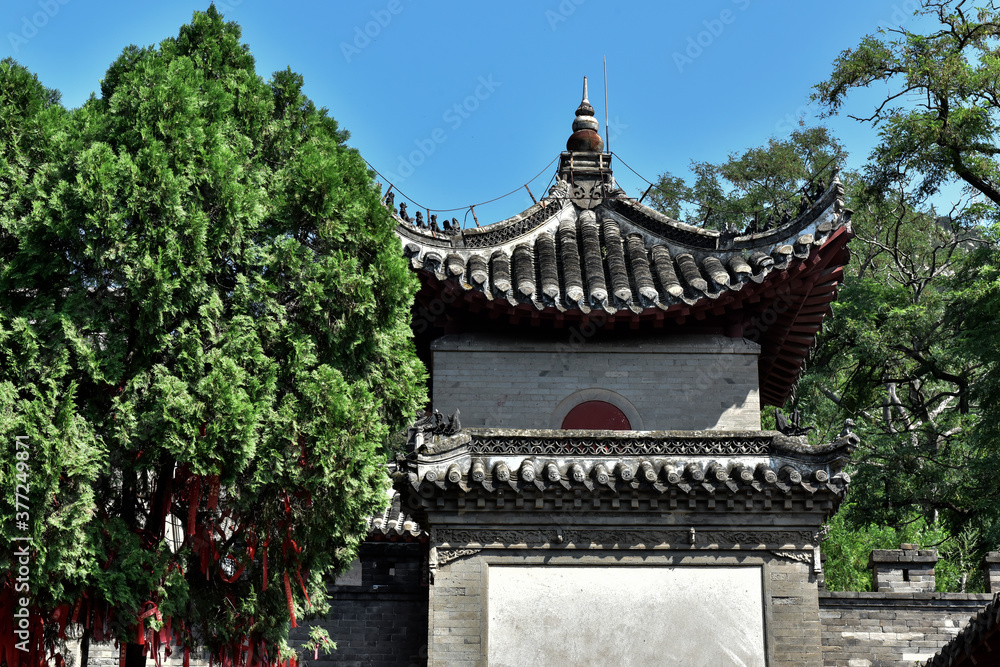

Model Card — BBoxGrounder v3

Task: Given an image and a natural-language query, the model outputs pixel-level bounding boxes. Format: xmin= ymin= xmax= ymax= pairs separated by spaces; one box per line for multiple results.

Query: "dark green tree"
xmin=808 ymin=0 xmax=1000 ymax=586
xmin=795 ymin=176 xmax=988 ymax=574
xmin=0 ymin=7 xmax=425 ymax=667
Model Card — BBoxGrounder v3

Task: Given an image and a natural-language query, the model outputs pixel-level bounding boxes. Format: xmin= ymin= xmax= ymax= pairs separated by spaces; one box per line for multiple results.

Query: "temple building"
xmin=292 ymin=81 xmax=1000 ymax=667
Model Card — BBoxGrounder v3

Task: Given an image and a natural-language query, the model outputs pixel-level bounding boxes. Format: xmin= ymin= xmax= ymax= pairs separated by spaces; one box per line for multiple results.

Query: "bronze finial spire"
xmin=567 ymin=76 xmax=604 ymax=152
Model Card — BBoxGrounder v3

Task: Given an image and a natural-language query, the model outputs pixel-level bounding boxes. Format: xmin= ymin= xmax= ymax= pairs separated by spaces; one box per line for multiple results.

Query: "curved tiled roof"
xmin=390 ymin=83 xmax=854 ymax=406
xmin=395 ymin=427 xmax=857 ymax=521
xmin=394 ymin=169 xmax=852 ymax=406
xmin=394 ymin=174 xmax=850 ymax=317
xmin=365 ymin=490 xmax=425 ymax=542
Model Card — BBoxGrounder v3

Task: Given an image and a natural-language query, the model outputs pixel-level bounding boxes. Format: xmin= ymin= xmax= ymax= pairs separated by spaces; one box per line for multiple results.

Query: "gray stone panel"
xmin=426 ymin=550 xmax=828 ymax=666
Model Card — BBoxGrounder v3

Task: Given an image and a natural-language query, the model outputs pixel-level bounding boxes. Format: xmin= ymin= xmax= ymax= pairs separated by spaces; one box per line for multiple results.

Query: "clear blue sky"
xmin=5 ymin=0 xmax=944 ymax=225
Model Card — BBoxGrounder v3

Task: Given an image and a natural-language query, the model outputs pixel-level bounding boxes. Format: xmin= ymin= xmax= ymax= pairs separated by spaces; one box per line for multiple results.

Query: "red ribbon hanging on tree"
xmin=283 ymin=573 xmax=296 ymax=628
xmin=261 ymin=536 xmax=269 ymax=591
xmin=295 ymin=569 xmax=311 ymax=608
xmin=207 ymin=475 xmax=220 ymax=511
xmin=135 ymin=601 xmax=162 ymax=645
xmin=219 ymin=556 xmax=246 ymax=584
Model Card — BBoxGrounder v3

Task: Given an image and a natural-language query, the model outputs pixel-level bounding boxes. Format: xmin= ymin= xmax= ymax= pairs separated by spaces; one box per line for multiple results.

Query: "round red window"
xmin=561 ymin=400 xmax=631 ymax=430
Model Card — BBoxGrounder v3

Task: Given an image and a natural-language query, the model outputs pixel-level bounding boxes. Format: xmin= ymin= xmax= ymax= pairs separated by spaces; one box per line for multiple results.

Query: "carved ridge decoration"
xmin=769 ymin=550 xmax=814 ymax=565
xmin=435 ymin=528 xmax=817 ymax=549
xmin=464 ymin=201 xmax=563 ymax=249
xmin=437 ymin=548 xmax=483 ymax=567
xmin=468 ymin=434 xmax=772 ymax=456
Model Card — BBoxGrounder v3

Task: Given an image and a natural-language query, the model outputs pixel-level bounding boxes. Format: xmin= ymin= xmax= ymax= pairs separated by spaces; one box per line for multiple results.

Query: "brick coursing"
xmin=819 ymin=592 xmax=992 ymax=667
xmin=289 ymin=542 xmax=428 ymax=667
xmin=432 ymin=334 xmax=761 ymax=431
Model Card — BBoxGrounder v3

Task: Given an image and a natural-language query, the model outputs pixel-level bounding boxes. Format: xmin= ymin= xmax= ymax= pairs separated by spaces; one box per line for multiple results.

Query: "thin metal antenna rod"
xmin=603 ymin=56 xmax=610 ymax=154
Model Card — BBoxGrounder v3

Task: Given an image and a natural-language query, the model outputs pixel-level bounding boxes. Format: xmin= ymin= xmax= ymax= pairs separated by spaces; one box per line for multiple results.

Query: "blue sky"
xmin=5 ymin=0 xmax=943 ymax=225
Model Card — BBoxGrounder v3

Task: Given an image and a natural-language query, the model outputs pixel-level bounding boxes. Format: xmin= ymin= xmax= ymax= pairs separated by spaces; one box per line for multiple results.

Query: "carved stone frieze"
xmin=468 ymin=434 xmax=772 ymax=457
xmin=769 ymin=550 xmax=814 ymax=565
xmin=434 ymin=528 xmax=817 ymax=550
xmin=571 ymin=180 xmax=605 ymax=209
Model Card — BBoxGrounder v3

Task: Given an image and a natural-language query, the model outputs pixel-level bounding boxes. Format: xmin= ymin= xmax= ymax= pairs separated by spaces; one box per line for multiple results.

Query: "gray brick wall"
xmin=431 ymin=333 xmax=761 ymax=431
xmin=870 ymin=544 xmax=938 ymax=594
xmin=427 ymin=554 xmax=481 ymax=666
xmin=769 ymin=559 xmax=825 ymax=665
xmin=819 ymin=592 xmax=992 ymax=666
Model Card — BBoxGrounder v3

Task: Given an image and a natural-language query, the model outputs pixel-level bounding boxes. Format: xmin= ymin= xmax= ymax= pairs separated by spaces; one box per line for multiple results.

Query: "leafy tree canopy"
xmin=0 ymin=7 xmax=425 ymax=667
xmin=646 ymin=126 xmax=845 ymax=230
xmin=814 ymin=0 xmax=1000 ymax=223
xmin=803 ymin=0 xmax=1000 ymax=588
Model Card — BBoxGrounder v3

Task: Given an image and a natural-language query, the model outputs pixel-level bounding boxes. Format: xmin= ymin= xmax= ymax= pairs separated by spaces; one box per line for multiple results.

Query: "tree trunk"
xmin=79 ymin=628 xmax=91 ymax=667
xmin=124 ymin=643 xmax=147 ymax=667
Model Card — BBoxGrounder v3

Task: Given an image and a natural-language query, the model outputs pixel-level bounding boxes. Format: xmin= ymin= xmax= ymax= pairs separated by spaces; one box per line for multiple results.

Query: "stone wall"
xmin=70 ymin=640 xmax=210 ymax=667
xmin=431 ymin=333 xmax=760 ymax=431
xmin=819 ymin=545 xmax=998 ymax=666
xmin=819 ymin=592 xmax=991 ymax=666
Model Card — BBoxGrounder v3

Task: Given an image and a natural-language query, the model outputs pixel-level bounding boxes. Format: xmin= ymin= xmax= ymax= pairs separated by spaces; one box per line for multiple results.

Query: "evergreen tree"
xmin=0 ymin=7 xmax=425 ymax=666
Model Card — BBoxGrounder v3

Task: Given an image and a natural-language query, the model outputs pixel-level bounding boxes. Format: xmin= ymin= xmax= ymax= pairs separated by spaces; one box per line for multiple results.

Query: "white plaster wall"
xmin=431 ymin=334 xmax=760 ymax=430
xmin=487 ymin=565 xmax=766 ymax=666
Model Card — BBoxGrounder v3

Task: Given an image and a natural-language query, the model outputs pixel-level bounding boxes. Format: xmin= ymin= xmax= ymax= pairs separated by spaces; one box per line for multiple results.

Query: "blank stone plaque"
xmin=487 ymin=565 xmax=766 ymax=666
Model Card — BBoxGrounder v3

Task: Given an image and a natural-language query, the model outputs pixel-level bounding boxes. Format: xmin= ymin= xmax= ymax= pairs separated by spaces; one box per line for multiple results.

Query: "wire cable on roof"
xmin=362 ymin=155 xmax=559 ymax=216
xmin=367 ymin=148 xmax=842 ymax=230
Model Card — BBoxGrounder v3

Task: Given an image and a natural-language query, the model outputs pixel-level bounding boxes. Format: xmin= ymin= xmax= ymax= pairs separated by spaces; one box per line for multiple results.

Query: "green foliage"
xmin=814 ymin=0 xmax=1000 ymax=221
xmin=649 ymin=126 xmax=845 ymax=230
xmin=0 ymin=6 xmax=425 ymax=663
xmin=822 ymin=504 xmax=985 ymax=592
xmin=801 ymin=0 xmax=1000 ymax=581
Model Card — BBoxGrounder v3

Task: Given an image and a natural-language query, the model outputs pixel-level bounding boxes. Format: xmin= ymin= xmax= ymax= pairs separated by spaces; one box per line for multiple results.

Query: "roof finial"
xmin=567 ymin=76 xmax=603 ymax=152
